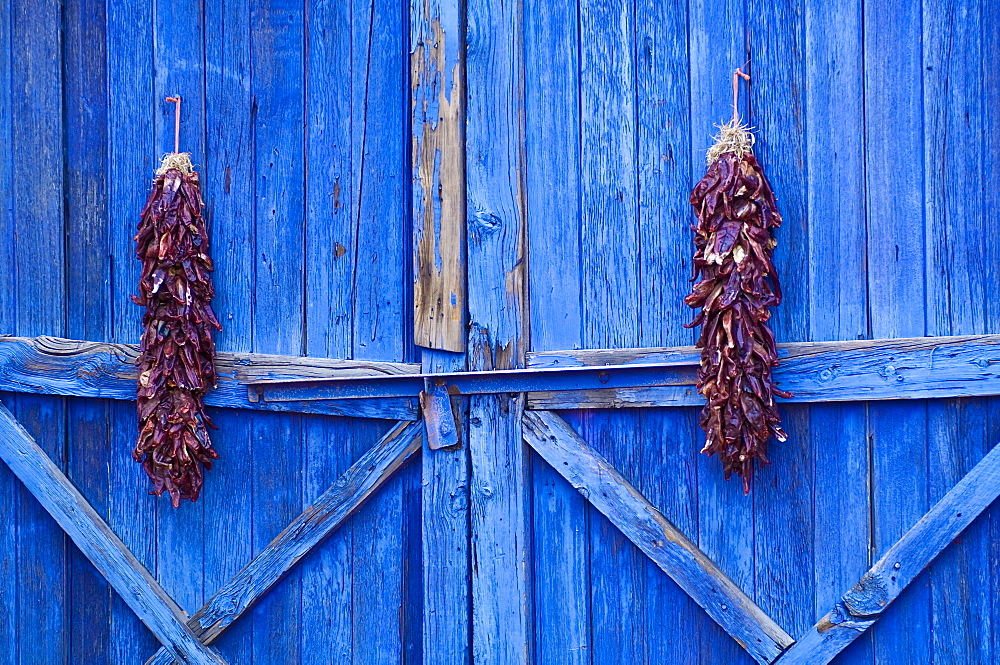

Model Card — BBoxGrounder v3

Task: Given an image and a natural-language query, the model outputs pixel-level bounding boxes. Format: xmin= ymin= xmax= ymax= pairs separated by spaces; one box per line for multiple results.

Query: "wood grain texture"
xmin=0 ymin=403 xmax=227 ymax=665
xmin=348 ymin=0 xmax=414 ymax=659
xmin=522 ymin=0 xmax=587 ymax=655
xmin=299 ymin=1 xmax=357 ymax=660
xmin=411 ymin=0 xmax=466 ymax=352
xmin=525 ymin=335 xmax=1000 ymax=407
xmin=802 ymin=0 xmax=874 ymax=660
xmin=10 ymin=3 xmax=69 ymax=661
xmin=922 ymin=2 xmax=994 ymax=663
xmin=105 ymin=0 xmax=160 ymax=660
xmin=0 ymin=3 xmax=13 ymax=653
xmin=523 ymin=410 xmax=794 ymax=665
xmin=465 ymin=0 xmax=532 ymax=659
xmin=421 ymin=349 xmax=470 ymax=665
xmin=202 ymin=0 xmax=256 ymax=659
xmin=63 ymin=0 xmax=113 ymax=657
xmin=746 ymin=0 xmax=814 ymax=647
xmin=864 ymin=1 xmax=931 ymax=663
xmin=0 ymin=336 xmax=418 ymax=419
xmin=778 ymin=441 xmax=1000 ymax=664
xmin=145 ymin=421 xmax=421 ymax=665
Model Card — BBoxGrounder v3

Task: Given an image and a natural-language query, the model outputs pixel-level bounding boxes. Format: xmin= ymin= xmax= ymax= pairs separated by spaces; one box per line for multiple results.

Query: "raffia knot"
xmin=705 ymin=118 xmax=755 ymax=164
xmin=155 ymin=152 xmax=194 ymax=177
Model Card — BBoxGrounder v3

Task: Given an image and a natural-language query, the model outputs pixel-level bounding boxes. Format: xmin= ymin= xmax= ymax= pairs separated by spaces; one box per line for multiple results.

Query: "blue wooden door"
xmin=1 ymin=0 xmax=999 ymax=663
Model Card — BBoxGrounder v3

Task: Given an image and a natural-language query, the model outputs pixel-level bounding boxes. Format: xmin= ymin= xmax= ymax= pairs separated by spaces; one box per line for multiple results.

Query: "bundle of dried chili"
xmin=132 ymin=98 xmax=221 ymax=507
xmin=684 ymin=70 xmax=790 ymax=493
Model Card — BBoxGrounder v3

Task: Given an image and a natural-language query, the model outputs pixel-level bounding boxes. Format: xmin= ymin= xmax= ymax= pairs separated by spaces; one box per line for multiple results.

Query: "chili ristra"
xmin=685 ymin=70 xmax=790 ymax=493
xmin=132 ymin=152 xmax=221 ymax=507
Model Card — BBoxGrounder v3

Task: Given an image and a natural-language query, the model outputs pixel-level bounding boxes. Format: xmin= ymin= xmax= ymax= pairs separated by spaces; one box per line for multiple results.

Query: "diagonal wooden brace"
xmin=776 ymin=439 xmax=1000 ymax=665
xmin=145 ymin=419 xmax=423 ymax=665
xmin=523 ymin=409 xmax=794 ymax=665
xmin=0 ymin=401 xmax=229 ymax=665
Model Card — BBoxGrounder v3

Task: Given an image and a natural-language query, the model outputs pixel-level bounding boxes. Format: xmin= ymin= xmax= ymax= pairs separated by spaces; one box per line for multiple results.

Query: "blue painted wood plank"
xmin=746 ymin=0 xmax=814 ymax=645
xmin=778 ymin=438 xmax=1000 ymax=664
xmin=10 ymin=2 xmax=68 ymax=662
xmin=922 ymin=3 xmax=991 ymax=660
xmin=250 ymin=0 xmax=306 ymax=660
xmin=105 ymin=0 xmax=160 ymax=659
xmin=299 ymin=1 xmax=356 ymax=661
xmin=524 ymin=410 xmax=794 ymax=665
xmin=202 ymin=0 xmax=255 ymax=659
xmin=145 ymin=420 xmax=421 ymax=665
xmin=685 ymin=4 xmax=754 ymax=661
xmin=922 ymin=2 xmax=1000 ymax=663
xmin=0 ymin=336 xmax=419 ymax=420
xmin=523 ymin=0 xmax=590 ymax=642
xmin=0 ymin=8 xmax=13 ymax=656
xmin=152 ymin=0 xmax=209 ymax=620
xmin=575 ymin=1 xmax=646 ymax=660
xmin=985 ymin=12 xmax=1000 ymax=665
xmin=465 ymin=0 xmax=532 ymax=658
xmin=420 ymin=349 xmax=470 ymax=665
xmin=864 ymin=0 xmax=931 ymax=662
xmin=524 ymin=0 xmax=582 ymax=355
xmin=62 ymin=0 xmax=113 ymax=659
xmin=802 ymin=0 xmax=873 ymax=656
xmin=0 ymin=402 xmax=228 ymax=665
xmin=633 ymin=0 xmax=702 ymax=640
xmin=349 ymin=0 xmax=414 ymax=658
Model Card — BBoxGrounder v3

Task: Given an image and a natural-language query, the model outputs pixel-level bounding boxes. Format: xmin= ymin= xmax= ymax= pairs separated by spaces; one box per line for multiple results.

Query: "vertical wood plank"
xmin=0 ymin=1 xmax=17 ymax=659
xmin=106 ymin=0 xmax=161 ymax=658
xmin=746 ymin=0 xmax=815 ymax=645
xmin=634 ymin=0 xmax=701 ymax=662
xmin=800 ymin=4 xmax=872 ymax=645
xmin=686 ymin=1 xmax=754 ymax=663
xmin=864 ymin=1 xmax=932 ymax=663
xmin=575 ymin=0 xmax=645 ymax=662
xmin=350 ymin=0 xmax=413 ymax=660
xmin=922 ymin=2 xmax=992 ymax=663
xmin=523 ymin=0 xmax=587 ymax=659
xmin=420 ymin=349 xmax=470 ymax=665
xmin=250 ymin=1 xmax=305 ymax=662
xmin=203 ymin=0 xmax=255 ymax=659
xmin=300 ymin=0 xmax=354 ymax=662
xmin=984 ymin=10 xmax=1000 ymax=663
xmin=465 ymin=0 xmax=532 ymax=658
xmin=412 ymin=0 xmax=466 ymax=352
xmin=64 ymin=0 xmax=113 ymax=658
xmin=11 ymin=1 xmax=68 ymax=662
xmin=152 ymin=0 xmax=209 ymax=619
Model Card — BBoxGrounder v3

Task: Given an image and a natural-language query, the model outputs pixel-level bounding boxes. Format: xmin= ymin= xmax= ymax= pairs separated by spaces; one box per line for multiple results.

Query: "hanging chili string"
xmin=685 ymin=69 xmax=790 ymax=493
xmin=132 ymin=95 xmax=222 ymax=507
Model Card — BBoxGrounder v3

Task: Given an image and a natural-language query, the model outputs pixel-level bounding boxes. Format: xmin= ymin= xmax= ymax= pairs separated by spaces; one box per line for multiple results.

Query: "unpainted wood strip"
xmin=412 ymin=0 xmax=466 ymax=352
xmin=144 ymin=420 xmax=422 ymax=665
xmin=0 ymin=336 xmax=418 ymax=420
xmin=0 ymin=402 xmax=227 ymax=665
xmin=777 ymin=441 xmax=1000 ymax=664
xmin=522 ymin=409 xmax=794 ymax=665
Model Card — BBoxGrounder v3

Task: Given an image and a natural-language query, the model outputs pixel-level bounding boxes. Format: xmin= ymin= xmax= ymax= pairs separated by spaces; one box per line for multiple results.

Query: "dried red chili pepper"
xmin=132 ymin=151 xmax=221 ymax=507
xmin=685 ymin=70 xmax=790 ymax=493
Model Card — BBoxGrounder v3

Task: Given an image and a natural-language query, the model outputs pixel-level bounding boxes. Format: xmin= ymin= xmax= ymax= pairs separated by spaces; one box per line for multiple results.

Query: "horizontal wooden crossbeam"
xmin=145 ymin=420 xmax=423 ymax=665
xmin=0 ymin=401 xmax=228 ymax=665
xmin=522 ymin=409 xmax=794 ymax=665
xmin=527 ymin=334 xmax=1000 ymax=408
xmin=0 ymin=335 xmax=419 ymax=420
xmin=776 ymin=440 xmax=1000 ymax=664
